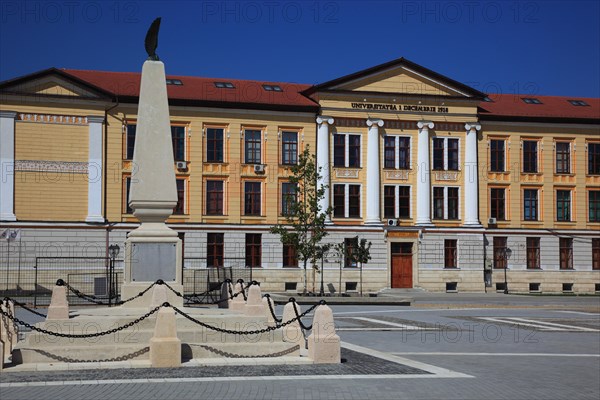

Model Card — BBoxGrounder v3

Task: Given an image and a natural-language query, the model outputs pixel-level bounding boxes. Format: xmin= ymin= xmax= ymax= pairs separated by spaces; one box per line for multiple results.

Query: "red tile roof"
xmin=479 ymin=94 xmax=600 ymax=121
xmin=61 ymin=69 xmax=319 ymax=110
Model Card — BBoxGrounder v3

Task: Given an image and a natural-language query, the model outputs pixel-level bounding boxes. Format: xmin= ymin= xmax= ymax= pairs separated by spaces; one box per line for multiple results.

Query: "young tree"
xmin=348 ymin=236 xmax=372 ymax=296
xmin=270 ymin=146 xmax=332 ymax=294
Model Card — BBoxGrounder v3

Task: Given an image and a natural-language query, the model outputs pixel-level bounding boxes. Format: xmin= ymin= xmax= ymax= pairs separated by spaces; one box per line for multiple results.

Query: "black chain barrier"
xmin=3 ymin=297 xmax=47 ymax=318
xmin=62 ymin=279 xmax=157 ymax=306
xmin=291 ymin=298 xmax=322 ymax=331
xmin=0 ymin=305 xmax=162 ymax=338
xmin=263 ymin=294 xmax=282 ymax=323
xmin=162 ymin=279 xmax=251 ymax=306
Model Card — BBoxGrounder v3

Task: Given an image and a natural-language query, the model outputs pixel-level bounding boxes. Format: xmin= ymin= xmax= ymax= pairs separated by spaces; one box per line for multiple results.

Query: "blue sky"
xmin=1 ymin=0 xmax=599 ymax=97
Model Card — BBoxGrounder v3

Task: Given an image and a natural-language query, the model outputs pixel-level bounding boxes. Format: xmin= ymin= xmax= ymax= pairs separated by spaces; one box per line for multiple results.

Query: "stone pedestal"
xmin=149 ymin=283 xmax=169 ymax=311
xmin=244 ymin=285 xmax=265 ymax=316
xmin=0 ymin=340 xmax=4 ymax=369
xmin=282 ymin=302 xmax=304 ymax=349
xmin=307 ymin=304 xmax=340 ymax=364
xmin=219 ymin=281 xmax=233 ymax=309
xmin=230 ymin=283 xmax=246 ymax=312
xmin=149 ymin=307 xmax=181 ymax=368
xmin=262 ymin=296 xmax=277 ymax=327
xmin=46 ymin=285 xmax=69 ymax=320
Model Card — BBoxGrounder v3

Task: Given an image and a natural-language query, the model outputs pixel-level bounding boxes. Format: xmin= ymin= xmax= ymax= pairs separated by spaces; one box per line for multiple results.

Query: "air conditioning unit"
xmin=387 ymin=219 xmax=397 ymax=226
xmin=488 ymin=217 xmax=497 ymax=225
xmin=254 ymin=164 xmax=265 ymax=173
xmin=176 ymin=161 xmax=188 ymax=170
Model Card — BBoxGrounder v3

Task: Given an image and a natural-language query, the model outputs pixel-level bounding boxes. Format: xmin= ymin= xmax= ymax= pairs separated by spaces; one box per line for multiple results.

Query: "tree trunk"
xmin=303 ymin=259 xmax=308 ymax=294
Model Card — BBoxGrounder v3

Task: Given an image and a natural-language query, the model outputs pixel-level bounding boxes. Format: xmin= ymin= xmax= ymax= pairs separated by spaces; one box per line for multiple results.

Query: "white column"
xmin=416 ymin=121 xmax=434 ymax=226
xmin=0 ymin=111 xmax=17 ymax=221
xmin=86 ymin=115 xmax=105 ymax=223
xmin=316 ymin=116 xmax=334 ymax=224
xmin=464 ymin=122 xmax=482 ymax=227
xmin=366 ymin=118 xmax=384 ymax=225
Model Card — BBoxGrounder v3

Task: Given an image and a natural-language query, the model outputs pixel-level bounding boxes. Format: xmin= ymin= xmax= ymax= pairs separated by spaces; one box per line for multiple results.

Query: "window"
xmin=433 ymin=137 xmax=459 ymax=171
xmin=171 ymin=126 xmax=186 ymax=162
xmin=590 ymin=191 xmax=600 ymax=222
xmin=206 ymin=128 xmax=224 ymax=163
xmin=593 ymin=238 xmax=600 ymax=270
xmin=490 ymin=139 xmax=505 ymax=172
xmin=173 ymin=179 xmax=186 ymax=215
xmin=523 ymin=140 xmax=538 ymax=173
xmin=124 ymin=177 xmax=133 ymax=214
xmin=433 ymin=187 xmax=444 ymax=219
xmin=206 ymin=233 xmax=224 ymax=268
xmin=444 ymin=239 xmax=457 ymax=268
xmin=398 ymin=137 xmax=410 ymax=169
xmin=333 ymin=184 xmax=345 ymax=218
xmin=526 ymin=238 xmax=540 ymax=269
xmin=523 ymin=189 xmax=538 ymax=221
xmin=522 ymin=98 xmax=542 ymax=104
xmin=245 ymin=234 xmax=262 ymax=268
xmin=559 ymin=238 xmax=573 ymax=270
xmin=281 ymin=182 xmax=297 ymax=216
xmin=433 ymin=138 xmax=444 ymax=170
xmin=490 ymin=188 xmax=506 ymax=221
xmin=399 ymin=186 xmax=410 ymax=219
xmin=244 ymin=182 xmax=261 ymax=216
xmin=348 ymin=185 xmax=361 ymax=218
xmin=384 ymin=136 xmax=395 ymax=169
xmin=333 ymin=134 xmax=345 ymax=167
xmin=556 ymin=190 xmax=571 ymax=222
xmin=344 ymin=237 xmax=358 ymax=268
xmin=282 ymin=244 xmax=298 ymax=268
xmin=589 ymin=143 xmax=600 ymax=175
xmin=493 ymin=237 xmax=507 ymax=269
xmin=281 ymin=131 xmax=298 ymax=165
xmin=262 ymin=84 xmax=282 ymax=92
xmin=333 ymin=133 xmax=361 ymax=168
xmin=447 ymin=187 xmax=459 ymax=220
xmin=447 ymin=139 xmax=459 ymax=171
xmin=348 ymin=135 xmax=360 ymax=167
xmin=166 ymin=79 xmax=183 ymax=85
xmin=206 ymin=180 xmax=224 ymax=215
xmin=244 ymin=129 xmax=261 ymax=164
xmin=214 ymin=82 xmax=234 ymax=88
xmin=555 ymin=142 xmax=571 ymax=174
xmin=568 ymin=99 xmax=589 ymax=106
xmin=384 ymin=186 xmax=395 ymax=218
xmin=126 ymin=124 xmax=136 ymax=160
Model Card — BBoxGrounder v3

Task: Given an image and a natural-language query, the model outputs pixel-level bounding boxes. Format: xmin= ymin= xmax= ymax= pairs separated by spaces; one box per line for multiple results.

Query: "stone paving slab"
xmin=0 ymin=348 xmax=429 ymax=383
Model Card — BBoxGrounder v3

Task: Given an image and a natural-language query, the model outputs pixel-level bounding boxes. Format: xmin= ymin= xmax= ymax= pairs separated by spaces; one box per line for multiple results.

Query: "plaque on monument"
xmin=131 ymin=242 xmax=177 ymax=282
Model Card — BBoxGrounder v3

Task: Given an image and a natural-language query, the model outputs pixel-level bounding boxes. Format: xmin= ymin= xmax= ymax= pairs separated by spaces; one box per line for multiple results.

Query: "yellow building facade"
xmin=1 ymin=58 xmax=598 ymax=294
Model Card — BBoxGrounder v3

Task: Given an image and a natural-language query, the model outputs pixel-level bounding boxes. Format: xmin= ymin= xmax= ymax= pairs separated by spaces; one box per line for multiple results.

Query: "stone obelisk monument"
xmin=121 ymin=18 xmax=184 ymax=307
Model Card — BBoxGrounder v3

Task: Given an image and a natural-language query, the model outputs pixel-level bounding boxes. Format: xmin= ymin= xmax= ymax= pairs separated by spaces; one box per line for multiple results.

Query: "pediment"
xmin=308 ymin=57 xmax=485 ymax=99
xmin=7 ymin=76 xmax=102 ymax=98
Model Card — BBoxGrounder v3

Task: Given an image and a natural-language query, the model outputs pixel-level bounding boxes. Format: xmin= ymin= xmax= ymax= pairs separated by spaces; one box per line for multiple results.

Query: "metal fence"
xmin=0 ymin=256 xmax=252 ymax=306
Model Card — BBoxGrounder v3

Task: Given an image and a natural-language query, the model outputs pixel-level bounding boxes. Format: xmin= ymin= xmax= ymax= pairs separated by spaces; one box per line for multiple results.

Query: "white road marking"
xmin=333 ymin=308 xmax=488 ymax=316
xmin=392 ymin=352 xmax=600 ymax=357
xmin=503 ymin=317 xmax=600 ymax=332
xmin=479 ymin=317 xmax=566 ymax=331
xmin=337 ymin=327 xmax=432 ymax=331
xmin=349 ymin=316 xmax=424 ymax=330
xmin=556 ymin=311 xmax=599 ymax=316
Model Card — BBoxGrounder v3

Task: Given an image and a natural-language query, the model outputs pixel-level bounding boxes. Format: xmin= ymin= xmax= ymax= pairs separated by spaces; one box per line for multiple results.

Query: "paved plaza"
xmin=1 ymin=293 xmax=599 ymax=400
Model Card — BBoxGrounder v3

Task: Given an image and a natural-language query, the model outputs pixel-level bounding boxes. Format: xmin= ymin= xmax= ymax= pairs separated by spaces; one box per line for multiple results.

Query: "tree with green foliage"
xmin=348 ymin=236 xmax=372 ymax=296
xmin=270 ymin=146 xmax=332 ymax=294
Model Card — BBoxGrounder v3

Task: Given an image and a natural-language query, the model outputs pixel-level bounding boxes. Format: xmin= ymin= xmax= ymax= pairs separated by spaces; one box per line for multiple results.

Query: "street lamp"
xmin=503 ymin=247 xmax=512 ymax=294
xmin=108 ymin=244 xmax=120 ymax=306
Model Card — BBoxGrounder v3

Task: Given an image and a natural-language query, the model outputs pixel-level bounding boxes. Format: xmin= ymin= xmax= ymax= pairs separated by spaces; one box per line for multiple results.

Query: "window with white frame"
xmin=244 ymin=129 xmax=262 ymax=164
xmin=383 ymin=136 xmax=411 ymax=169
xmin=383 ymin=185 xmax=411 ymax=219
xmin=333 ymin=133 xmax=361 ymax=168
xmin=432 ymin=137 xmax=459 ymax=171
xmin=332 ymin=183 xmax=361 ymax=218
xmin=432 ymin=186 xmax=460 ymax=220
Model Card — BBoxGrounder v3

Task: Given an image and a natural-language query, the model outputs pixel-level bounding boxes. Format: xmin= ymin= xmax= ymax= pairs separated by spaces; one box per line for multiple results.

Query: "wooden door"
xmin=391 ymin=243 xmax=413 ymax=288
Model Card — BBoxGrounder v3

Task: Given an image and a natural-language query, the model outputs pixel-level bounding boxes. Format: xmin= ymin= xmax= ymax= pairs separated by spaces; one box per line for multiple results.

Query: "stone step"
xmin=13 ymin=341 xmax=299 ymax=364
xmin=21 ymin=326 xmax=283 ymax=346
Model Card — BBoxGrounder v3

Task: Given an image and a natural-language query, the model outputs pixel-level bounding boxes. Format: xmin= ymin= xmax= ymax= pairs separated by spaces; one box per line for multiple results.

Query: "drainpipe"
xmin=103 ymin=98 xmax=120 ymax=259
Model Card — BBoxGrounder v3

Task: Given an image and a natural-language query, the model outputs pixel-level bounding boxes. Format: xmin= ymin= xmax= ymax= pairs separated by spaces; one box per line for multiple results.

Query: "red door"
xmin=391 ymin=243 xmax=413 ymax=288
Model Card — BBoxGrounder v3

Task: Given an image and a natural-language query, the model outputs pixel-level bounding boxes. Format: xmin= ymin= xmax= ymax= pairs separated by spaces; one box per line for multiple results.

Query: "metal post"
xmin=319 ymin=255 xmax=325 ymax=297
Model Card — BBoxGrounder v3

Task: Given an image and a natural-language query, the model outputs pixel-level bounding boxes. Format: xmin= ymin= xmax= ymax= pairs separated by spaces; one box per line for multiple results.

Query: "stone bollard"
xmin=0 ymin=340 xmax=4 ymax=370
xmin=6 ymin=300 xmax=17 ymax=350
xmin=244 ymin=283 xmax=265 ymax=317
xmin=230 ymin=282 xmax=246 ymax=312
xmin=262 ymin=296 xmax=277 ymax=327
xmin=46 ymin=283 xmax=69 ymax=320
xmin=218 ymin=281 xmax=233 ymax=309
xmin=150 ymin=283 xmax=169 ymax=311
xmin=281 ymin=300 xmax=304 ymax=350
xmin=1 ymin=301 xmax=11 ymax=361
xmin=149 ymin=306 xmax=181 ymax=368
xmin=307 ymin=304 xmax=340 ymax=364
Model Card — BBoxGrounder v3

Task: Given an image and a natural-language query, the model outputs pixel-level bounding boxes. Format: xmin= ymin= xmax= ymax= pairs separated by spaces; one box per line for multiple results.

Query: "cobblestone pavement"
xmin=1 ymin=294 xmax=599 ymax=400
